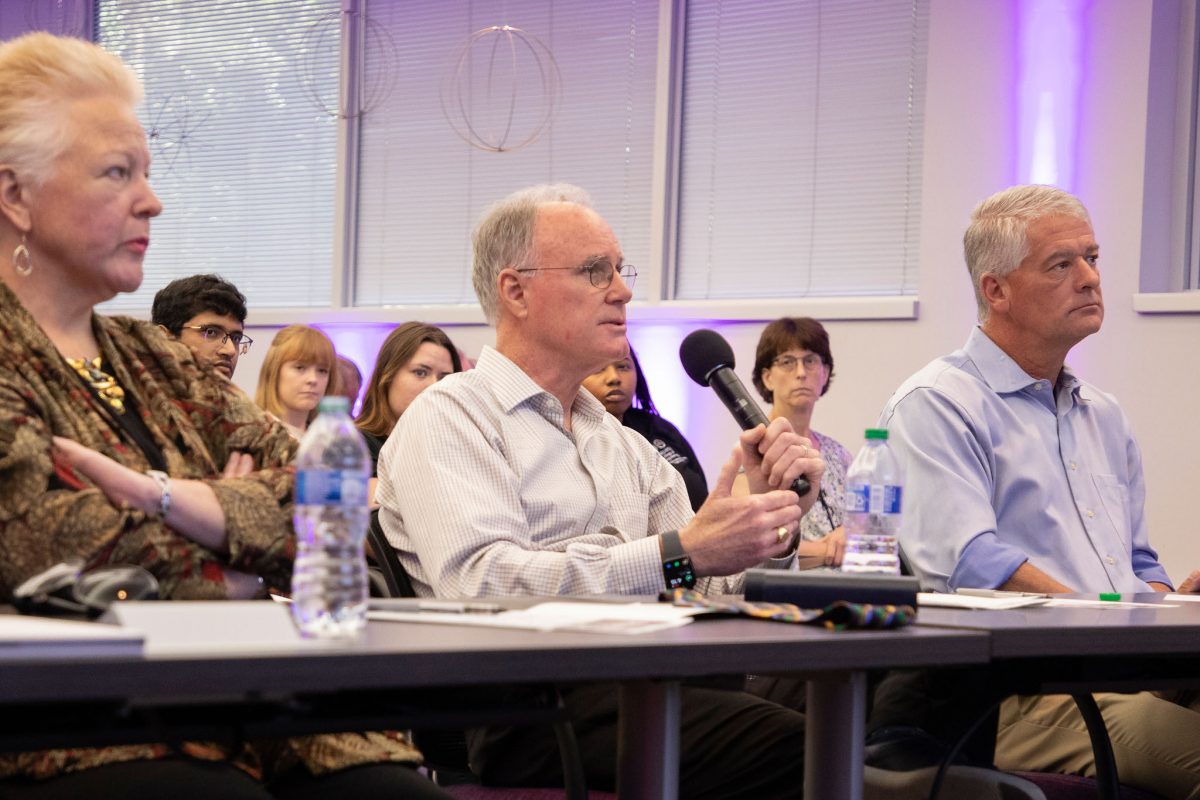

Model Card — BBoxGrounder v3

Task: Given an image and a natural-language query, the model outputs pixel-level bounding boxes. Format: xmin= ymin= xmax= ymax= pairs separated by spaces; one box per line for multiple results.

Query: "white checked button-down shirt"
xmin=378 ymin=346 xmax=767 ymax=598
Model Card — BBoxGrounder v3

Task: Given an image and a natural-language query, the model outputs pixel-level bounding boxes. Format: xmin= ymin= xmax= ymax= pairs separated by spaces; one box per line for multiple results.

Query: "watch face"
xmin=663 ymin=556 xmax=695 ymax=590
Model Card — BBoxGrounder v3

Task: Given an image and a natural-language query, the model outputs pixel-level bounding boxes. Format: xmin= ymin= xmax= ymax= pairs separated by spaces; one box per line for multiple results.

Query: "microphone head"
xmin=679 ymin=328 xmax=736 ymax=386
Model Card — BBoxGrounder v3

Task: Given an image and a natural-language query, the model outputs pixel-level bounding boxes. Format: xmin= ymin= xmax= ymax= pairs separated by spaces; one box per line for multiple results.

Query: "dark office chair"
xmin=365 ymin=510 xmax=609 ymax=800
xmin=366 ymin=509 xmax=417 ymax=598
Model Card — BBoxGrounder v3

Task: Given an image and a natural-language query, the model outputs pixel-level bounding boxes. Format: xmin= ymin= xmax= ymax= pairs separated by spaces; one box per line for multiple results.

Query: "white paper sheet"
xmin=369 ymin=601 xmax=704 ymax=634
xmin=918 ymin=592 xmax=1049 ymax=610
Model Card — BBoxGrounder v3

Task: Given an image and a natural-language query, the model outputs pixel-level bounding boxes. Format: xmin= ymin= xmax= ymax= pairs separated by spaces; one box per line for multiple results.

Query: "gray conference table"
xmin=918 ymin=594 xmax=1200 ymax=800
xmin=918 ymin=594 xmax=1200 ymax=690
xmin=0 ymin=600 xmax=991 ymax=800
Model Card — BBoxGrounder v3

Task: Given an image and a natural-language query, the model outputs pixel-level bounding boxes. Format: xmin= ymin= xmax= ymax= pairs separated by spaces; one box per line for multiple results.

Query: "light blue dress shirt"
xmin=879 ymin=327 xmax=1170 ymax=593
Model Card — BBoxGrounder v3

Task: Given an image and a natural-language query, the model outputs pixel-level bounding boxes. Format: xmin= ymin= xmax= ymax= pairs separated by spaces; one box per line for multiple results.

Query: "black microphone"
xmin=680 ymin=328 xmax=811 ymax=497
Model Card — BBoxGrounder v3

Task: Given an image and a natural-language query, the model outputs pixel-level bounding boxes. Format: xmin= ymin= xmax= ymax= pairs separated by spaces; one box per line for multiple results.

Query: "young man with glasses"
xmin=376 ymin=183 xmax=825 ymax=797
xmin=152 ymin=274 xmax=252 ymax=380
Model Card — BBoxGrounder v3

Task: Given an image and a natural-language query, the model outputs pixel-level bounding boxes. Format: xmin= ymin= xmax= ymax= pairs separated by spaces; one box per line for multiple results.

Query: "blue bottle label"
xmin=849 ymin=484 xmax=902 ymax=513
xmin=296 ymin=469 xmax=368 ymax=505
xmin=872 ymin=484 xmax=902 ymax=514
xmin=847 ymin=485 xmax=869 ymax=512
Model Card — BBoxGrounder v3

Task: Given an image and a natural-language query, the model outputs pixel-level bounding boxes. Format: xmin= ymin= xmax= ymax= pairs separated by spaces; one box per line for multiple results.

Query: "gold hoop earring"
xmin=12 ymin=234 xmax=32 ymax=277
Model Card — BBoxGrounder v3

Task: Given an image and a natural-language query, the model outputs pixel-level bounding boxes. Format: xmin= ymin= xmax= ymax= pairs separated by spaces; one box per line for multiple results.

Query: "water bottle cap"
xmin=864 ymin=428 xmax=889 ymax=440
xmin=317 ymin=396 xmax=350 ymax=413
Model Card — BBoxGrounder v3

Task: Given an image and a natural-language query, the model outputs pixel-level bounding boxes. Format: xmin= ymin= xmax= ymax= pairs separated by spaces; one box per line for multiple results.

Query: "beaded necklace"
xmin=65 ymin=355 xmax=126 ymax=414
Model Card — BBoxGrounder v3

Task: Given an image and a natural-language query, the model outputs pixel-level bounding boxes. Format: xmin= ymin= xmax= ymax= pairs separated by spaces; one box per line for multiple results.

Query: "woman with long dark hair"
xmin=356 ymin=322 xmax=461 ymax=502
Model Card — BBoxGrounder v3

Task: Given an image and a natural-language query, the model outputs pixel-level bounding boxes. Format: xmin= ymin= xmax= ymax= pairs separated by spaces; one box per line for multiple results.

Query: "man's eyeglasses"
xmin=771 ymin=353 xmax=824 ymax=373
xmin=181 ymin=325 xmax=254 ymax=355
xmin=515 ymin=259 xmax=638 ymax=290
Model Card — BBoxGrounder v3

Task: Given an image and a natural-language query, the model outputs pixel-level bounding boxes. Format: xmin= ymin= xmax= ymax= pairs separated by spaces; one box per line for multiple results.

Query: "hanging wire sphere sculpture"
xmin=145 ymin=93 xmax=212 ymax=180
xmin=299 ymin=9 xmax=398 ymax=118
xmin=441 ymin=25 xmax=562 ymax=153
xmin=25 ymin=0 xmax=88 ymax=36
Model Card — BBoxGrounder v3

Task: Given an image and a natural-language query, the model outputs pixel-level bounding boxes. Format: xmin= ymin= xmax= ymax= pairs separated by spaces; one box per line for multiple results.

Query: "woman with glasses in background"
xmin=735 ymin=317 xmax=851 ymax=567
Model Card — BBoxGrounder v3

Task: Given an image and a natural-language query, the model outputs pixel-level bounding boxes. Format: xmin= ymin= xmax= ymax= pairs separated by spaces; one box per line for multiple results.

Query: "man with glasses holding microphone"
xmin=377 ymin=184 xmax=825 ymax=797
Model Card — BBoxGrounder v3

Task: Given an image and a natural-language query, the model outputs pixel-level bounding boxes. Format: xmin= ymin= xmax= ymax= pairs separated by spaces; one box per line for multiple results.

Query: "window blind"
xmin=96 ymin=0 xmax=340 ymax=312
xmin=354 ymin=0 xmax=659 ymax=306
xmin=675 ymin=0 xmax=929 ymax=300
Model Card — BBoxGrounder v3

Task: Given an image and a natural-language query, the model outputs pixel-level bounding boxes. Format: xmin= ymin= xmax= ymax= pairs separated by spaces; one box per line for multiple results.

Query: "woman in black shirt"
xmin=582 ymin=345 xmax=708 ymax=511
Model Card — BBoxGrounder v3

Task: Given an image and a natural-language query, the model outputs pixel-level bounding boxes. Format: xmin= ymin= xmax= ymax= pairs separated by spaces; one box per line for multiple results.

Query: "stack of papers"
xmin=369 ymin=601 xmax=704 ymax=635
xmin=918 ymin=592 xmax=1049 ymax=610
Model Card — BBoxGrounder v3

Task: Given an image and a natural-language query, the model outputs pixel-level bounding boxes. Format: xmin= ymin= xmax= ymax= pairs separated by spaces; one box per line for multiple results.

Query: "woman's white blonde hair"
xmin=0 ymin=32 xmax=142 ymax=186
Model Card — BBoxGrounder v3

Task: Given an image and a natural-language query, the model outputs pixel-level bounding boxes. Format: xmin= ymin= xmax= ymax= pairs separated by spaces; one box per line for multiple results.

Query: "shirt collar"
xmin=476 ymin=346 xmax=548 ymax=413
xmin=475 ymin=346 xmax=611 ymax=424
xmin=963 ymin=327 xmax=1090 ymax=403
xmin=963 ymin=327 xmax=1041 ymax=393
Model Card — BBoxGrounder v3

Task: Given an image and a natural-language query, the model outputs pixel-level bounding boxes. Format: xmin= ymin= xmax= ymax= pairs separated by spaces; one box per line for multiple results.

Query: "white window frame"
xmin=1134 ymin=0 xmax=1200 ymax=314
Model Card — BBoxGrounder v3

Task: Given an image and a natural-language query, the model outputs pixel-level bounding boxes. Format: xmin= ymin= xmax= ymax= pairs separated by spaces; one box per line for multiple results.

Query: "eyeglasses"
xmin=12 ymin=559 xmax=159 ymax=618
xmin=515 ymin=259 xmax=638 ymax=290
xmin=181 ymin=324 xmax=254 ymax=355
xmin=771 ymin=353 xmax=824 ymax=373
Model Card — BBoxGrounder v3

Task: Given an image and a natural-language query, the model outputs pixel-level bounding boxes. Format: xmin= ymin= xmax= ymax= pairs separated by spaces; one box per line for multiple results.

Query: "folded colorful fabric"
xmin=659 ymin=588 xmax=916 ymax=630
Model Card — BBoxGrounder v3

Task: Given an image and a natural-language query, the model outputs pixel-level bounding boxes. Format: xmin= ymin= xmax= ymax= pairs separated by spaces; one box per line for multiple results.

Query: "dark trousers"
xmin=469 ymin=682 xmax=806 ymax=799
xmin=867 ymin=668 xmax=1006 ymax=766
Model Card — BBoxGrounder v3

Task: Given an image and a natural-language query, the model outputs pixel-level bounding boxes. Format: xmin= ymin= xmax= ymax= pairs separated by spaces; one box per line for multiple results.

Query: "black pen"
xmin=369 ymin=599 xmax=504 ymax=614
xmin=955 ymin=588 xmax=1050 ymax=599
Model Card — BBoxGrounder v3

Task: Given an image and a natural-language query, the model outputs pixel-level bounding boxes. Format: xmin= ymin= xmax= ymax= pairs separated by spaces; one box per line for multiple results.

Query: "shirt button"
xmin=1086 ymin=510 xmax=1095 ymax=519
xmin=1106 ymin=556 xmax=1116 ymax=565
xmin=1069 ymin=462 xmax=1077 ymax=471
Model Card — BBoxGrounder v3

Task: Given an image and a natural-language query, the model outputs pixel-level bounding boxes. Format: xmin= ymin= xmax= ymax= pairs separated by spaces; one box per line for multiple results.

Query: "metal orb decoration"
xmin=441 ymin=25 xmax=562 ymax=153
xmin=299 ymin=9 xmax=398 ymax=119
xmin=145 ymin=94 xmax=211 ymax=180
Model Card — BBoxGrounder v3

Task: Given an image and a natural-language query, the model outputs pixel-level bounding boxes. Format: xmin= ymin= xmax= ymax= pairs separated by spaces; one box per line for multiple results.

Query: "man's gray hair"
xmin=964 ymin=185 xmax=1091 ymax=321
xmin=472 ymin=183 xmax=593 ymax=324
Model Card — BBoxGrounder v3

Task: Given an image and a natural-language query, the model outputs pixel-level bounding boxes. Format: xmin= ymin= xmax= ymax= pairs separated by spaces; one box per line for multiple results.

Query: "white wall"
xmin=235 ymin=0 xmax=1196 ymax=581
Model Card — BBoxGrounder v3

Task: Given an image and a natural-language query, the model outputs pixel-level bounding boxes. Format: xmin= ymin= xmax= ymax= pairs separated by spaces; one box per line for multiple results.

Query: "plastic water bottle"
xmin=291 ymin=396 xmax=371 ymax=638
xmin=842 ymin=428 xmax=903 ymax=575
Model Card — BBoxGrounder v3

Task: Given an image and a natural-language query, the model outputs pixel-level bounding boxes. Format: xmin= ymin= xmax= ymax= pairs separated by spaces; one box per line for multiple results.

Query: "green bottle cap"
xmin=318 ymin=396 xmax=349 ymax=413
xmin=1099 ymin=592 xmax=1121 ymax=602
xmin=865 ymin=428 xmax=889 ymax=440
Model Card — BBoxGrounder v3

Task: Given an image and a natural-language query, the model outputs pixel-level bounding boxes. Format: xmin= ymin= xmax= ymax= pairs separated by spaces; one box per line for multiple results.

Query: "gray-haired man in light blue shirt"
xmin=876 ymin=184 xmax=1200 ymax=798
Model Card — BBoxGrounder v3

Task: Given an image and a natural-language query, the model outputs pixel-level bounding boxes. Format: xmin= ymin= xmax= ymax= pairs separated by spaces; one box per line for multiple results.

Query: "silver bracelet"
xmin=146 ymin=469 xmax=171 ymax=518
